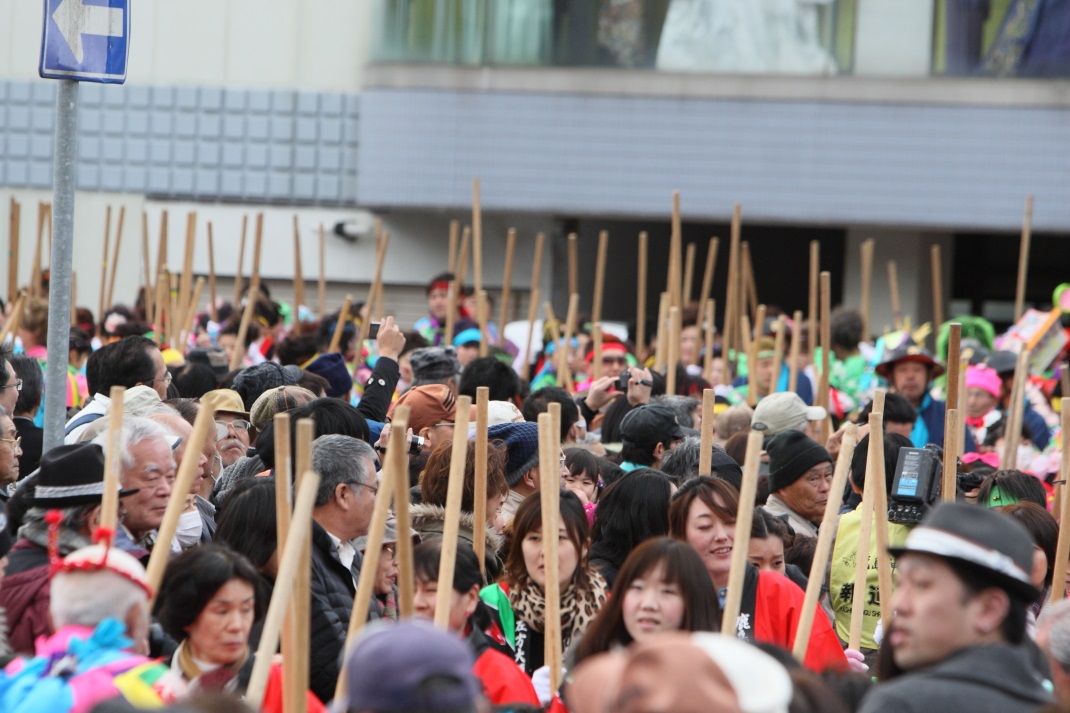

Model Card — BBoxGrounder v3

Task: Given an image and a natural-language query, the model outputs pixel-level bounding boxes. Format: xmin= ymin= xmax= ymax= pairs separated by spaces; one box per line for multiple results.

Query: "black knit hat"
xmin=766 ymin=430 xmax=832 ymax=493
xmin=32 ymin=443 xmax=138 ymax=508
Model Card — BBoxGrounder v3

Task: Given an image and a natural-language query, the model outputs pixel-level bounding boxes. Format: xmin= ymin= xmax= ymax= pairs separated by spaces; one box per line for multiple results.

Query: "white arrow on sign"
xmin=52 ymin=0 xmax=124 ymax=64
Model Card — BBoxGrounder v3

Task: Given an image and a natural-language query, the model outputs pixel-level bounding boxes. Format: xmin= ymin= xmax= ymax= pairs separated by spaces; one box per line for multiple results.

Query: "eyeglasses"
xmin=348 ymin=480 xmax=378 ymax=497
xmin=0 ymin=379 xmax=22 ymax=392
xmin=215 ymin=419 xmax=252 ymax=440
xmin=0 ymin=436 xmax=20 ymax=452
xmin=144 ymin=372 xmax=172 ymax=386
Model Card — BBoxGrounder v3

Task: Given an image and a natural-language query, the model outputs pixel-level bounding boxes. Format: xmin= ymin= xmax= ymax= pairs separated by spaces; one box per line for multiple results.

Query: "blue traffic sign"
xmin=40 ymin=0 xmax=129 ymax=83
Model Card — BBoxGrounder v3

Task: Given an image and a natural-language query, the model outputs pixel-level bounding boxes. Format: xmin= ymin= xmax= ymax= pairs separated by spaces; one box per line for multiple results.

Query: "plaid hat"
xmin=766 ymin=430 xmax=832 ymax=493
xmin=187 ymin=347 xmax=230 ymax=382
xmin=390 ymin=385 xmax=457 ymax=435
xmin=248 ymin=385 xmax=317 ymax=431
xmin=304 ymin=352 xmax=353 ymax=399
xmin=231 ymin=362 xmax=302 ymax=410
xmin=201 ymin=389 xmax=250 ymax=419
xmin=343 ymin=620 xmax=480 ymax=713
xmin=620 ymin=405 xmax=686 ymax=448
xmin=751 ymin=392 xmax=826 ymax=436
xmin=489 ymin=421 xmax=540 ymax=487
xmin=889 ymin=502 xmax=1040 ymax=602
xmin=33 ymin=443 xmax=137 ymax=508
xmin=409 ymin=347 xmax=461 ymax=386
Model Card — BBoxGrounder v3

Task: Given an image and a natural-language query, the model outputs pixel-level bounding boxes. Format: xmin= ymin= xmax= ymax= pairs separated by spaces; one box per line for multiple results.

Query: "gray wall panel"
xmin=356 ymin=89 xmax=1070 ymax=231
xmin=0 ymin=81 xmax=360 ymax=207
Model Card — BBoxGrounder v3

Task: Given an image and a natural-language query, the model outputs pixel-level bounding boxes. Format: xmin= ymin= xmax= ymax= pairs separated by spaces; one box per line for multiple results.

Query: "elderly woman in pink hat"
xmin=964 ymin=364 xmax=1004 ymax=451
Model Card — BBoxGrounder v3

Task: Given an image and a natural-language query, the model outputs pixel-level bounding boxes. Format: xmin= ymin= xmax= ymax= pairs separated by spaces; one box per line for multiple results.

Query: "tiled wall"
xmin=0 ymin=81 xmax=360 ymax=206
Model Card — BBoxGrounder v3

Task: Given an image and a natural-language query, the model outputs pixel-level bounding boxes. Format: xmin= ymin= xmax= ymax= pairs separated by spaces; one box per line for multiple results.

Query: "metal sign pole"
xmin=42 ymin=79 xmax=79 ymax=453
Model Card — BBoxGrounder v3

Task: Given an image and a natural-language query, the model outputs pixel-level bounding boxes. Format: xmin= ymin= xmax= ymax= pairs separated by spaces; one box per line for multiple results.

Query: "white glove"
xmin=531 ymin=665 xmax=564 ymax=706
xmin=844 ymin=648 xmax=869 ymax=674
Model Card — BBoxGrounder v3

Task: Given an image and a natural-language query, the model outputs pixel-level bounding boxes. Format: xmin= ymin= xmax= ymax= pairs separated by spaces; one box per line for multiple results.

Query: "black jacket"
xmin=308 ymin=520 xmax=358 ymax=704
xmin=355 ymin=356 xmax=399 ymax=424
xmin=859 ymin=643 xmax=1051 ymax=713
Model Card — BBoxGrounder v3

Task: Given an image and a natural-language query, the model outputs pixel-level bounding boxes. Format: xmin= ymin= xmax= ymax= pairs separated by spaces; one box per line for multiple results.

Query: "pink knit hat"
xmin=966 ymin=364 xmax=1002 ymax=399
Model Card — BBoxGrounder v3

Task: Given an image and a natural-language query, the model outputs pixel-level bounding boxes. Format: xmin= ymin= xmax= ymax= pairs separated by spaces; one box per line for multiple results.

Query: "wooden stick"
xmin=6 ymin=198 xmax=18 ymax=304
xmin=866 ymin=408 xmax=894 ymax=628
xmin=860 ymin=239 xmax=874 ymax=341
xmin=669 ymin=191 xmax=682 ymax=308
xmin=455 ymin=226 xmax=470 ymax=292
xmin=699 ymin=237 xmax=719 ymax=314
xmin=848 ymin=426 xmax=877 ymax=651
xmin=1001 ymin=349 xmax=1031 ymax=469
xmin=179 ymin=278 xmax=204 ymax=350
xmin=722 ymin=431 xmax=763 ymax=633
xmin=703 ymin=299 xmax=716 ymax=383
xmin=521 ymin=287 xmax=541 ymax=383
xmin=472 ymin=178 xmax=483 ymax=298
xmin=819 ymin=272 xmax=832 ymax=444
xmin=447 ymin=228 xmax=471 ymax=343
xmin=942 ymin=410 xmax=961 ymax=503
xmin=152 ymin=270 xmax=166 ymax=346
xmin=141 ymin=213 xmax=153 ymax=326
xmin=447 ymin=220 xmax=459 ymax=275
xmin=206 ymin=222 xmax=218 ymax=323
xmin=154 ymin=211 xmax=169 ymax=299
xmin=98 ymin=205 xmax=112 ymax=327
xmin=592 ymin=230 xmax=609 ymax=326
xmin=743 ymin=314 xmax=757 ymax=407
xmin=742 ymin=242 xmax=759 ymax=321
xmin=473 ymin=389 xmax=489 ymax=576
xmin=739 ymin=315 xmax=753 ymax=377
xmin=637 ymin=231 xmax=648 ymax=355
xmin=273 ymin=412 xmax=299 ymax=713
xmin=318 ymin=223 xmax=326 ymax=318
xmin=98 ymin=386 xmax=125 ymax=536
xmin=519 ymin=233 xmax=546 ymax=382
xmin=944 ymin=324 xmax=962 ymax=424
xmin=591 ymin=324 xmax=603 ymax=381
xmin=888 ymin=260 xmax=902 ymax=331
xmin=390 ymin=407 xmax=414 ymax=617
xmin=359 ymin=232 xmax=390 ymax=350
xmin=793 ymin=424 xmax=858 ymax=663
xmin=477 ymin=290 xmax=489 ymax=358
xmin=0 ymin=293 xmax=23 ymax=346
xmin=232 ymin=214 xmax=247 ymax=311
xmin=727 ymin=204 xmax=743 ymax=374
xmin=434 ymin=395 xmax=472 ymax=630
xmin=666 ymin=306 xmax=681 ymax=396
xmin=1049 ymin=400 xmax=1070 ymax=603
xmin=699 ymin=389 xmax=715 ymax=475
xmin=145 ymin=403 xmax=217 ymax=602
xmin=682 ymin=242 xmax=696 ymax=307
xmin=499 ymin=228 xmax=517 ymax=331
xmin=788 ymin=310 xmax=803 ymax=393
xmin=1014 ymin=195 xmax=1034 ymax=322
xmin=247 ymin=470 xmax=321 ymax=710
xmin=293 ymin=215 xmax=306 ymax=318
xmin=229 ymin=269 xmax=261 ymax=370
xmin=931 ymin=244 xmax=944 ymax=333
xmin=538 ymin=412 xmax=563 ymax=691
xmin=168 ymin=273 xmax=179 ymax=348
xmin=292 ymin=418 xmax=314 ymax=707
xmin=808 ymin=241 xmax=819 ymax=363
xmin=771 ymin=317 xmax=786 ymax=396
xmin=567 ymin=233 xmax=578 ymax=299
xmin=45 ymin=203 xmax=52 ymax=268
xmin=71 ymin=271 xmax=78 ymax=325
xmin=328 ymin=295 xmax=353 ymax=355
xmin=178 ymin=212 xmax=196 ymax=340
xmin=557 ymin=294 xmax=580 ymax=392
xmin=752 ymin=304 xmax=766 ymax=344
xmin=654 ymin=292 xmax=670 ymax=373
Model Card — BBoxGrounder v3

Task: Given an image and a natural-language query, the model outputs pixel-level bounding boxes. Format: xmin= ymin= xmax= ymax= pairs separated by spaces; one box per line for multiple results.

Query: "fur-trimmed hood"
xmin=408 ymin=503 xmax=505 ymax=555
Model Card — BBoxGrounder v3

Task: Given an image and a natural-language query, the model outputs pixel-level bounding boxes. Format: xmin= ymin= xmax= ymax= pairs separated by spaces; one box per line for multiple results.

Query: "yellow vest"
xmin=829 ymin=505 xmax=913 ymax=650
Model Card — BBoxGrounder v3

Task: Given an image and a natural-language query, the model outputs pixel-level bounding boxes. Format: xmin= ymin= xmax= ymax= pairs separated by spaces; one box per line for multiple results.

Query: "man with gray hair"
xmin=1037 ymin=598 xmax=1070 ymax=705
xmin=94 ymin=416 xmax=177 ymax=552
xmin=308 ymin=434 xmax=379 ymax=703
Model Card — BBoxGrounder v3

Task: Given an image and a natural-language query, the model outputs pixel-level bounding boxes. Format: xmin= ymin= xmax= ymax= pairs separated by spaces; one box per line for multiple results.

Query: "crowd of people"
xmin=0 ymin=269 xmax=1066 ymax=713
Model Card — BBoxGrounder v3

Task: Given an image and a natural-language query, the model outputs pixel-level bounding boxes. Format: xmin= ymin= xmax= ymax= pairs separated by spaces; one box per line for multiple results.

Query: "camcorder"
xmin=616 ymin=370 xmax=654 ymax=391
xmin=888 ymin=446 xmax=943 ymax=525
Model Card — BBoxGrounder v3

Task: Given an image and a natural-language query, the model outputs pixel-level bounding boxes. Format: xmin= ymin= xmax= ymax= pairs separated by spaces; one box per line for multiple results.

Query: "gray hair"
xmin=659 ymin=436 xmax=726 ymax=486
xmin=1038 ymin=598 xmax=1070 ymax=669
xmin=312 ymin=435 xmax=376 ymax=507
xmin=651 ymin=395 xmax=701 ymax=430
xmin=93 ymin=416 xmax=172 ymax=473
xmin=51 ymin=568 xmax=148 ymax=629
xmin=715 ymin=405 xmax=754 ymax=441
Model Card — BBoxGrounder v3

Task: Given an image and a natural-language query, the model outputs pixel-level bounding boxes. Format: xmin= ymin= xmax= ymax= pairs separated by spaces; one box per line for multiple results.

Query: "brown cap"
xmin=390 ymin=384 xmax=457 ymax=435
xmin=200 ymin=389 xmax=250 ymax=418
xmin=615 ymin=633 xmax=742 ymax=713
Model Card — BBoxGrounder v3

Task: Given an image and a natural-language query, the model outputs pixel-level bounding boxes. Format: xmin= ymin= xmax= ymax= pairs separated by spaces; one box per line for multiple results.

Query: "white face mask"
xmin=173 ymin=509 xmax=203 ymax=551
